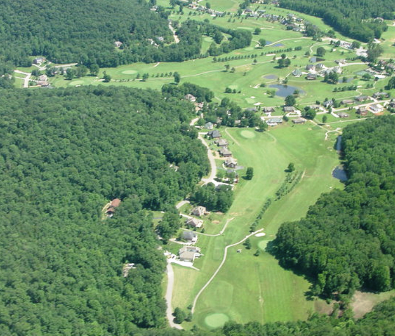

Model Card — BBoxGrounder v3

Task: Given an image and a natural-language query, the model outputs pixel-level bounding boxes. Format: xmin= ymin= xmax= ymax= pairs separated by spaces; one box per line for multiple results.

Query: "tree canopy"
xmin=0 ymin=85 xmax=209 ymax=334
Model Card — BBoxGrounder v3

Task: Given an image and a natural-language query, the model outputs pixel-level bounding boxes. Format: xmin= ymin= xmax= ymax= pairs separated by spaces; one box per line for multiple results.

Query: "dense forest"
xmin=0 ymin=0 xmax=251 ymax=67
xmin=273 ymin=116 xmax=395 ymax=297
xmin=0 ymin=86 xmax=209 ymax=335
xmin=279 ymin=0 xmax=390 ymax=41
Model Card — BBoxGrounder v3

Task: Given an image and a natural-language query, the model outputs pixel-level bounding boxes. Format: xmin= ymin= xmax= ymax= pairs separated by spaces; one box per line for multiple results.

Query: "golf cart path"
xmin=191 ymin=228 xmax=264 ymax=313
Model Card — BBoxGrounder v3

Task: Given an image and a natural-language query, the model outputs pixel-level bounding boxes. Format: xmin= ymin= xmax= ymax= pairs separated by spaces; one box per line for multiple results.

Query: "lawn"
xmin=172 ymin=123 xmax=344 ymax=328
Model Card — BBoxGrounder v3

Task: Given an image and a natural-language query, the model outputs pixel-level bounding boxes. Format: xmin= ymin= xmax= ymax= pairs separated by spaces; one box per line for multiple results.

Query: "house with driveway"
xmin=179 ymin=246 xmax=201 ymax=262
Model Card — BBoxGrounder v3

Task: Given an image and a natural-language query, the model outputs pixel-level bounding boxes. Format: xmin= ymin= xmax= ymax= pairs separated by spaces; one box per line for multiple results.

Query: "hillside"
xmin=279 ymin=0 xmax=391 ymax=41
xmin=0 ymin=0 xmax=172 ymax=66
xmin=0 ymin=86 xmax=209 ymax=334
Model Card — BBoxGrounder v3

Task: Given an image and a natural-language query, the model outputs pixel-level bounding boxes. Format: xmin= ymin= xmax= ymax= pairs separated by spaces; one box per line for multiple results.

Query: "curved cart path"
xmin=191 ymin=228 xmax=264 ymax=313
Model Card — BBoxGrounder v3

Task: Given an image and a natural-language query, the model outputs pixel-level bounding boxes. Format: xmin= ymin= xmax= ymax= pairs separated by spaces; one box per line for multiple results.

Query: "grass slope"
xmin=172 ymin=123 xmax=343 ymax=328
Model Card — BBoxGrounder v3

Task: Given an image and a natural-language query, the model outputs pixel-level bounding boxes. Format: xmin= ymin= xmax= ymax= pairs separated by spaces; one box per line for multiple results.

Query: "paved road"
xmin=198 ymin=133 xmax=217 ymax=185
xmin=165 ymin=261 xmax=183 ymax=329
xmin=14 ymin=70 xmax=31 ymax=88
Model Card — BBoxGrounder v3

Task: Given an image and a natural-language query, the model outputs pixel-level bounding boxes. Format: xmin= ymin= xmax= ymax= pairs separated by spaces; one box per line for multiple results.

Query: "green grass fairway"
xmin=121 ymin=70 xmax=138 ymax=74
xmin=172 ymin=124 xmax=343 ymax=328
xmin=240 ymin=130 xmax=256 ymax=138
xmin=258 ymin=240 xmax=269 ymax=250
xmin=204 ymin=313 xmax=230 ymax=328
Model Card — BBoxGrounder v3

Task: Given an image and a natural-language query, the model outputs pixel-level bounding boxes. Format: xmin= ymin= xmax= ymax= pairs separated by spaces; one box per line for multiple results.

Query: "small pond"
xmin=266 ymin=41 xmax=285 ymax=47
xmin=335 ymin=135 xmax=342 ymax=151
xmin=332 ymin=166 xmax=348 ymax=182
xmin=269 ymin=84 xmax=305 ymax=97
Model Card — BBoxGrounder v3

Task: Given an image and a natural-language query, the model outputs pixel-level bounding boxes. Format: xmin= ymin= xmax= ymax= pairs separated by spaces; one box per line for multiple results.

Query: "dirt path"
xmin=165 ymin=262 xmax=183 ymax=329
xmin=198 ymin=133 xmax=217 ymax=184
xmin=191 ymin=228 xmax=264 ymax=313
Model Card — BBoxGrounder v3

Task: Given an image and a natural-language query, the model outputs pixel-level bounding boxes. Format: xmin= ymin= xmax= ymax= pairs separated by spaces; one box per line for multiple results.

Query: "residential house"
xmin=182 ymin=231 xmax=197 ymax=243
xmin=191 ymin=206 xmax=207 ymax=217
xmin=341 ymin=99 xmax=354 ymax=105
xmin=373 ymin=92 xmax=389 ymax=99
xmin=357 ymin=106 xmax=368 ymax=116
xmin=369 ymin=104 xmax=384 ymax=113
xmin=224 ymin=157 xmax=238 ymax=168
xmin=337 ymin=112 xmax=349 ymax=118
xmin=263 ymin=107 xmax=275 ymax=113
xmin=37 ymin=74 xmax=49 ymax=87
xmin=308 ymin=104 xmax=323 ymax=111
xmin=186 ymin=217 xmax=203 ymax=228
xmin=122 ymin=263 xmax=136 ymax=277
xmin=267 ymin=117 xmax=283 ymax=126
xmin=315 ymin=63 xmax=325 ymax=71
xmin=323 ymin=100 xmax=333 ymax=108
xmin=216 ymin=138 xmax=228 ymax=147
xmin=292 ymin=69 xmax=302 ymax=77
xmin=355 ymin=95 xmax=369 ymax=102
xmin=205 ymin=122 xmax=214 ymax=130
xmin=292 ymin=118 xmax=306 ymax=124
xmin=114 ymin=41 xmax=123 ymax=47
xmin=179 ymin=246 xmax=201 ymax=262
xmin=107 ymin=198 xmax=121 ymax=216
xmin=306 ymin=64 xmax=315 ymax=71
xmin=219 ymin=147 xmax=232 ymax=157
xmin=283 ymin=106 xmax=295 ymax=113
xmin=33 ymin=57 xmax=45 ymax=64
xmin=207 ymin=130 xmax=221 ymax=139
xmin=184 ymin=94 xmax=197 ymax=102
xmin=306 ymin=73 xmax=317 ymax=80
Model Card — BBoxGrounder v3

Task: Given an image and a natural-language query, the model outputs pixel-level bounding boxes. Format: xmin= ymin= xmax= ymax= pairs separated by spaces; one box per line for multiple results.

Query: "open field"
xmin=172 ymin=123 xmax=345 ymax=328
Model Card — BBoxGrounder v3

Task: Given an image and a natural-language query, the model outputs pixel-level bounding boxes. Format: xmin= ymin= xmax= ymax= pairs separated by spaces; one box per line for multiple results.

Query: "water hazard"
xmin=269 ymin=84 xmax=305 ymax=97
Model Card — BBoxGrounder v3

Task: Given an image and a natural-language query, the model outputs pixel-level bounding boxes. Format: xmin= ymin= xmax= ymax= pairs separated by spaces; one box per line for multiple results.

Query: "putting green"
xmin=258 ymin=240 xmax=269 ymax=250
xmin=240 ymin=130 xmax=256 ymax=139
xmin=245 ymin=98 xmax=256 ymax=104
xmin=69 ymin=81 xmax=84 ymax=86
xmin=122 ymin=70 xmax=137 ymax=75
xmin=204 ymin=313 xmax=229 ymax=329
xmin=228 ymin=85 xmax=238 ymax=90
xmin=244 ymin=47 xmax=254 ymax=51
xmin=204 ymin=37 xmax=213 ymax=42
